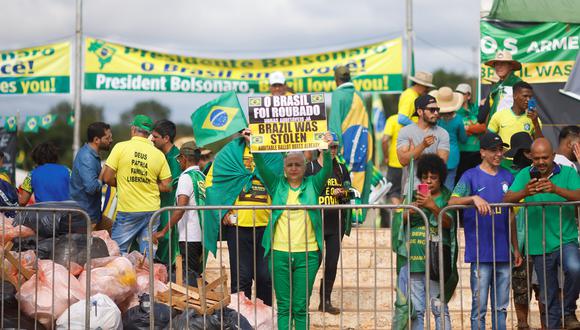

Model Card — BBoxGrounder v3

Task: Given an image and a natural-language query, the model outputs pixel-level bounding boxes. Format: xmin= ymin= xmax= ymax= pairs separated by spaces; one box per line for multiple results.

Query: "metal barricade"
xmin=0 ymin=205 xmax=93 ymax=329
xmin=437 ymin=201 xmax=580 ymax=330
xmin=147 ymin=204 xmax=431 ymax=330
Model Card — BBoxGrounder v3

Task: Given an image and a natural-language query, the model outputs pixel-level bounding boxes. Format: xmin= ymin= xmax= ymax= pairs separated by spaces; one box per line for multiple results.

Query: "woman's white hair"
xmin=284 ymin=151 xmax=305 ymax=163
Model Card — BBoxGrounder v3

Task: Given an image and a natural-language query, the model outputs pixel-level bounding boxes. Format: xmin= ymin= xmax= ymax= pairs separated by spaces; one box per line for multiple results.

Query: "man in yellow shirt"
xmin=488 ymin=81 xmax=543 ymax=173
xmin=103 ymin=114 xmax=172 ymax=255
xmin=397 ymin=71 xmax=435 ymax=126
xmin=382 ymin=114 xmax=404 ymax=204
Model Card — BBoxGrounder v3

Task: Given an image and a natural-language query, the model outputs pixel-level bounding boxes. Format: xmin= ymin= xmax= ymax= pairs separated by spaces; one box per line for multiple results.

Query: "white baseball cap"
xmin=455 ymin=83 xmax=472 ymax=95
xmin=269 ymin=71 xmax=286 ymax=85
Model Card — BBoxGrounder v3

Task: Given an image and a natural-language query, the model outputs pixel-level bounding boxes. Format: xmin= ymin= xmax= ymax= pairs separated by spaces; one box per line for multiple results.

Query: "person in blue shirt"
xmin=19 ymin=142 xmax=72 ymax=206
xmin=431 ymin=86 xmax=467 ymax=190
xmin=70 ymin=122 xmax=113 ymax=228
xmin=449 ymin=132 xmax=522 ymax=330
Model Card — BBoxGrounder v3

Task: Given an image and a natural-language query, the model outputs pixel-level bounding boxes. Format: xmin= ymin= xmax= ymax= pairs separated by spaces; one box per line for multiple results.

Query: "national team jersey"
xmin=488 ymin=108 xmax=542 ymax=152
xmin=452 ymin=165 xmax=514 ymax=263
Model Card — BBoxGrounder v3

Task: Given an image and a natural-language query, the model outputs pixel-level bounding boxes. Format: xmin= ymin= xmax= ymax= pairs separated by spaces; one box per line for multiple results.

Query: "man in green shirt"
xmin=504 ymin=138 xmax=580 ymax=329
xmin=151 ymin=119 xmax=183 ymax=266
xmin=455 ymin=83 xmax=485 ymax=185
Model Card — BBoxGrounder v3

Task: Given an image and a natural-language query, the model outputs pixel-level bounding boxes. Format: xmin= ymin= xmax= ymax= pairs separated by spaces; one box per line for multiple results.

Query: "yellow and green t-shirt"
xmin=397 ymin=87 xmax=420 ymax=121
xmin=488 ymin=108 xmax=542 ymax=152
xmin=273 ymin=187 xmax=318 ymax=252
xmin=105 ymin=136 xmax=171 ymax=212
xmin=232 ymin=147 xmax=271 ymax=227
xmin=383 ymin=114 xmax=403 ymax=168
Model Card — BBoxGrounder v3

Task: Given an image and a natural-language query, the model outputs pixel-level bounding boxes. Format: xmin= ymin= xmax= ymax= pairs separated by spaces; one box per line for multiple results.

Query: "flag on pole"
xmin=23 ymin=116 xmax=39 ymax=133
xmin=40 ymin=114 xmax=57 ymax=130
xmin=4 ymin=116 xmax=17 ymax=132
xmin=190 ymin=91 xmax=248 ymax=147
xmin=372 ymin=93 xmax=387 ymax=166
xmin=67 ymin=112 xmax=75 ymax=127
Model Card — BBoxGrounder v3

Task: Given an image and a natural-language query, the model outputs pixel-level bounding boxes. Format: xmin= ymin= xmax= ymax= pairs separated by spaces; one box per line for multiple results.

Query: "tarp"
xmin=0 ymin=42 xmax=70 ymax=94
xmin=487 ymin=0 xmax=580 ymax=24
xmin=480 ymin=20 xmax=580 ymax=143
xmin=84 ymin=37 xmax=403 ymax=94
xmin=560 ymin=51 xmax=580 ymax=101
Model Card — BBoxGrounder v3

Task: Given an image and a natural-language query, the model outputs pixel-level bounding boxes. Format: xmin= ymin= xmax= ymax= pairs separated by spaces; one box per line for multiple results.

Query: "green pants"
xmin=272 ymin=250 xmax=319 ymax=330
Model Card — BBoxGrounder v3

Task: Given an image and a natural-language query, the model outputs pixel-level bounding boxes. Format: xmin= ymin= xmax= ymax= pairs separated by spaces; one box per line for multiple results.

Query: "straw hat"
xmin=409 ymin=71 xmax=435 ymax=88
xmin=429 ymin=87 xmax=463 ymax=113
xmin=484 ymin=50 xmax=522 ymax=70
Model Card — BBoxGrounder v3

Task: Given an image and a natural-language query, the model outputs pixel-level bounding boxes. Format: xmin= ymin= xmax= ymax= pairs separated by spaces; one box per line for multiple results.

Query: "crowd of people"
xmin=0 ymin=49 xmax=578 ymax=330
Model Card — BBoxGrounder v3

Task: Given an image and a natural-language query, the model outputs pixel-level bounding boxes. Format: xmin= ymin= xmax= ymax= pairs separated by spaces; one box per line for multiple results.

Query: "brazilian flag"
xmin=329 ymin=83 xmax=374 ymax=217
xmin=191 ymin=91 xmax=247 ymax=147
xmin=40 ymin=114 xmax=57 ymax=130
xmin=202 ymin=137 xmax=283 ymax=255
xmin=4 ymin=116 xmax=17 ymax=132
xmin=23 ymin=116 xmax=39 ymax=133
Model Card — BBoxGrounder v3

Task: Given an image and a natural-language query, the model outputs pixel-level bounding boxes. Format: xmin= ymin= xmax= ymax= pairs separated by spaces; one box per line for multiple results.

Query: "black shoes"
xmin=318 ymin=300 xmax=341 ymax=315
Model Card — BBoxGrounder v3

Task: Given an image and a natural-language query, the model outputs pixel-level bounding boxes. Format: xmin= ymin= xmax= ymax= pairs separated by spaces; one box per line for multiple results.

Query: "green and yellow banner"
xmin=0 ymin=42 xmax=70 ymax=94
xmin=84 ymin=37 xmax=403 ymax=93
xmin=481 ymin=21 xmax=580 ymax=84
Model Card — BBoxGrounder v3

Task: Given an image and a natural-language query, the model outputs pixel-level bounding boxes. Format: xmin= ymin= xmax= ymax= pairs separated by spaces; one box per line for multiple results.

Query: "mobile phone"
xmin=528 ymin=97 xmax=537 ymax=112
xmin=418 ymin=183 xmax=430 ymax=195
xmin=530 ymin=168 xmax=541 ymax=180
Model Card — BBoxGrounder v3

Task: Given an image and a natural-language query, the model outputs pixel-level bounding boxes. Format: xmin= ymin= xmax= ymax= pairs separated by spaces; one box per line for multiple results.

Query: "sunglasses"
xmin=423 ymin=107 xmax=440 ymax=113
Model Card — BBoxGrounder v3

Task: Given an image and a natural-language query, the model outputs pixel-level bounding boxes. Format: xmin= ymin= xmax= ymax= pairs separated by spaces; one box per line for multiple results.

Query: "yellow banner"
xmin=481 ymin=60 xmax=575 ymax=84
xmin=0 ymin=42 xmax=70 ymax=94
xmin=84 ymin=37 xmax=403 ymax=93
xmin=248 ymin=94 xmax=328 ymax=153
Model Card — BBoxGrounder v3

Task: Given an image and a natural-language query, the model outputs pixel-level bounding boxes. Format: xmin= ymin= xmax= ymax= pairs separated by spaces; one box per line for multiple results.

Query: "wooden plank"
xmin=3 ymin=242 xmax=33 ymax=280
xmin=169 ymin=282 xmax=200 ymax=300
xmin=175 ymin=254 xmax=183 ymax=286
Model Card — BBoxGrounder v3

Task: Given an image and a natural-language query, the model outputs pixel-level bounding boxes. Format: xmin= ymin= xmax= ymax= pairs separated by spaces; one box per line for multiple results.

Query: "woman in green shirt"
xmin=252 ymin=131 xmax=334 ymax=330
xmin=403 ymin=154 xmax=458 ymax=330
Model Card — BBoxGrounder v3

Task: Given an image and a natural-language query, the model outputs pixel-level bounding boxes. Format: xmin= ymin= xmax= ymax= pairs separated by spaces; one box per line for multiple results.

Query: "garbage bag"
xmin=56 ymin=293 xmax=122 ymax=330
xmin=168 ymin=307 xmax=252 ymax=330
xmin=52 ymin=233 xmax=109 ymax=268
xmin=13 ymin=201 xmax=88 ymax=238
xmin=126 ymin=251 xmax=169 ymax=295
xmin=0 ymin=280 xmax=46 ymax=329
xmin=92 ymin=230 xmax=120 ymax=256
xmin=123 ymin=294 xmax=178 ymax=330
xmin=228 ymin=292 xmax=277 ymax=330
xmin=78 ymin=256 xmax=137 ymax=304
xmin=16 ymin=260 xmax=85 ymax=329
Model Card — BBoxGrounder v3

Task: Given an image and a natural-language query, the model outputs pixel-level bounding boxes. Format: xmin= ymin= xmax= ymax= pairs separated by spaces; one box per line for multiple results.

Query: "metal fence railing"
xmin=437 ymin=201 xmax=580 ymax=330
xmin=147 ymin=204 xmax=431 ymax=330
xmin=0 ymin=205 xmax=93 ymax=329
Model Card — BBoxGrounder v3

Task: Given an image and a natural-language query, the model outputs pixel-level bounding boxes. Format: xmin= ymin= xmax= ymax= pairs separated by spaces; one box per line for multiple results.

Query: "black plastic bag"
xmin=13 ymin=201 xmax=88 ymax=238
xmin=123 ymin=294 xmax=179 ymax=330
xmin=0 ymin=281 xmax=45 ymax=329
xmin=168 ymin=307 xmax=251 ymax=330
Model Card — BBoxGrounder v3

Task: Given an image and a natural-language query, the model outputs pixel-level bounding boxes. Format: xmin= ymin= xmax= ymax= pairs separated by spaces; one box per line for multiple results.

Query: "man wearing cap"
xmin=431 ymin=87 xmax=467 ymax=190
xmin=153 ymin=141 xmax=206 ymax=277
xmin=103 ymin=114 xmax=172 ymax=256
xmin=151 ymin=119 xmax=183 ymax=266
xmin=488 ymin=81 xmax=543 ymax=173
xmin=449 ymin=132 xmax=519 ymax=330
xmin=199 ymin=148 xmax=213 ymax=175
xmin=269 ymin=71 xmax=290 ymax=96
xmin=479 ymin=50 xmax=523 ymax=125
xmin=504 ymin=138 xmax=580 ymax=329
xmin=398 ymin=71 xmax=435 ymax=127
xmin=305 ymin=132 xmax=352 ymax=315
xmin=456 ymin=83 xmax=486 ymax=184
xmin=396 ymin=94 xmax=450 ymax=192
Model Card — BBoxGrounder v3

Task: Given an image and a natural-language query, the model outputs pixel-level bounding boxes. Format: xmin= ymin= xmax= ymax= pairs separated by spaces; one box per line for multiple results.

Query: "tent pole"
xmin=405 ymin=0 xmax=414 ymax=88
xmin=73 ymin=0 xmax=83 ymax=156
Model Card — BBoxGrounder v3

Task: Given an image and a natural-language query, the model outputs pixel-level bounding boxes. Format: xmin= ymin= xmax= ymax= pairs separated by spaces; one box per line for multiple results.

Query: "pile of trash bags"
xmin=0 ymin=207 xmax=253 ymax=329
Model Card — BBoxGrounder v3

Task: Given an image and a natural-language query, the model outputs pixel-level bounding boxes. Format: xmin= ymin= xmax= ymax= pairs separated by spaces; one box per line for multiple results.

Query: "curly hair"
xmin=31 ymin=142 xmax=59 ymax=165
xmin=416 ymin=153 xmax=447 ymax=185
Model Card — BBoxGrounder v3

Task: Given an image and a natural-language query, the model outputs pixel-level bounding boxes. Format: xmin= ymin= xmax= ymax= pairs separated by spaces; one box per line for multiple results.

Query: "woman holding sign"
xmin=246 ymin=129 xmax=334 ymax=330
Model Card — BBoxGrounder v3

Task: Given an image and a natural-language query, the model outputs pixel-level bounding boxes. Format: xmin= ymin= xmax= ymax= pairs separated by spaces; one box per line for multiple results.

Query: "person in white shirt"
xmin=153 ymin=141 xmax=206 ymax=276
xmin=554 ymin=125 xmax=579 ymax=171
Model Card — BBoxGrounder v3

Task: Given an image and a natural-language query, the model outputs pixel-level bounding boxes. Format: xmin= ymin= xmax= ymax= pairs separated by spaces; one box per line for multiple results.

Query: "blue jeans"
xmin=399 ymin=265 xmax=451 ymax=330
xmin=444 ymin=168 xmax=456 ymax=191
xmin=470 ymin=262 xmax=510 ymax=330
xmin=111 ymin=211 xmax=158 ymax=256
xmin=532 ymin=242 xmax=580 ymax=329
